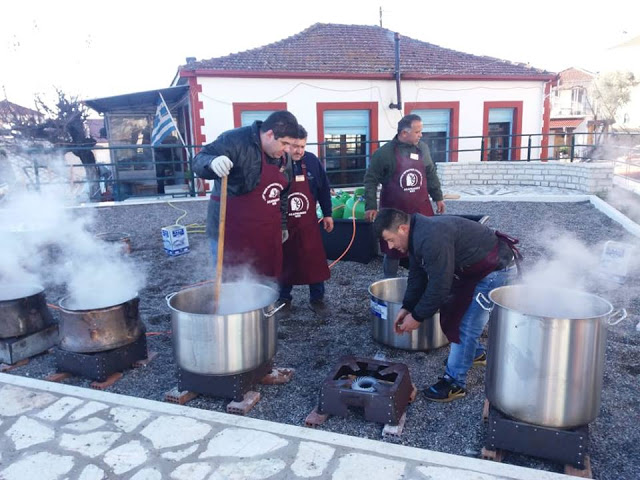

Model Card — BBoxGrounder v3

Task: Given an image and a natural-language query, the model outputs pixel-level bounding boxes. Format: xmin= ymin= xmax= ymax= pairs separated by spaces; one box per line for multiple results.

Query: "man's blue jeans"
xmin=445 ymin=265 xmax=515 ymax=388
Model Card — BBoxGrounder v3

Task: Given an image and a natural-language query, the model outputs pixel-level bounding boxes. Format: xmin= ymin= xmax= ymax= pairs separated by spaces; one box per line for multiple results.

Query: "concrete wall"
xmin=195 ymin=76 xmax=547 ymax=161
xmin=436 ymin=161 xmax=614 ymax=194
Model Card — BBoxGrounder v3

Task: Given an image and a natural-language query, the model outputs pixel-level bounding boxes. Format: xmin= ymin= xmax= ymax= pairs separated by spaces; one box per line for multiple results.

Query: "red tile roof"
xmin=550 ymin=118 xmax=585 ymax=129
xmin=181 ymin=23 xmax=553 ymax=79
xmin=557 ymin=67 xmax=595 ymax=88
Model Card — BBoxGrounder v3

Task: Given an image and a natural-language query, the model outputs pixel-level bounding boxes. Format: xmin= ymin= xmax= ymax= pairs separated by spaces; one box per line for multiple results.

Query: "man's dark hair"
xmin=397 ymin=114 xmax=422 ymax=134
xmin=261 ymin=110 xmax=299 ymax=139
xmin=295 ymin=124 xmax=308 ymax=140
xmin=373 ymin=208 xmax=410 ymax=239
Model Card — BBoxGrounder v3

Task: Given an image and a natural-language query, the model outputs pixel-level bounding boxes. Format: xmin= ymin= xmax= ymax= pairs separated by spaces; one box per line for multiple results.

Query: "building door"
xmin=488 ymin=108 xmax=514 ymax=161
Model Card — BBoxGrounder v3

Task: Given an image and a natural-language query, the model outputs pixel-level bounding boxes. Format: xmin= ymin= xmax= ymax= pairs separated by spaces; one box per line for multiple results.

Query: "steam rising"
xmin=0 ymin=186 xmax=145 ymax=310
xmin=517 ymin=228 xmax=639 ymax=318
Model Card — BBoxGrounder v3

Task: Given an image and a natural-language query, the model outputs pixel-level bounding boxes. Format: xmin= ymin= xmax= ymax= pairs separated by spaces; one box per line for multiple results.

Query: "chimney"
xmin=186 ymin=57 xmax=196 ymax=64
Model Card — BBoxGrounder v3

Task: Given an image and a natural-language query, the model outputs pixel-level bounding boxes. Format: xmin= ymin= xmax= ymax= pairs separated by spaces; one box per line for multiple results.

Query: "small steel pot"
xmin=0 ymin=284 xmax=55 ymax=338
xmin=58 ymin=295 xmax=141 ymax=352
xmin=369 ymin=277 xmax=449 ymax=351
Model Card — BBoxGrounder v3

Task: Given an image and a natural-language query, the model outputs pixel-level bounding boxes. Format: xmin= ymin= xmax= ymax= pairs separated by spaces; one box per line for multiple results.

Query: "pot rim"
xmin=58 ymin=293 xmax=139 ymax=313
xmin=167 ymin=281 xmax=278 ymax=317
xmin=368 ymin=277 xmax=408 ymax=300
xmin=0 ymin=283 xmax=45 ymax=302
xmin=489 ymin=284 xmax=614 ymax=319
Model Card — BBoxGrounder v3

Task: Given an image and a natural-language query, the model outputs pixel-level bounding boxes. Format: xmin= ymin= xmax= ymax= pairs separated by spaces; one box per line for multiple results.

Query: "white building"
xmin=174 ymin=23 xmax=555 ymax=186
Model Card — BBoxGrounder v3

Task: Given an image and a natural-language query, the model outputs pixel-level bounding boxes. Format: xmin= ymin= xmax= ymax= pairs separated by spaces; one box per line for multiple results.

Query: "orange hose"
xmin=328 ymin=199 xmax=361 ymax=269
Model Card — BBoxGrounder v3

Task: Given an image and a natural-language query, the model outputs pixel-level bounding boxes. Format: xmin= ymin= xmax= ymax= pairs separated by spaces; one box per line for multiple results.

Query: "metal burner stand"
xmin=483 ymin=402 xmax=591 ymax=476
xmin=177 ymin=361 xmax=273 ymax=402
xmin=318 ymin=356 xmax=413 ymax=425
xmin=54 ymin=330 xmax=148 ymax=382
xmin=0 ymin=324 xmax=59 ymax=365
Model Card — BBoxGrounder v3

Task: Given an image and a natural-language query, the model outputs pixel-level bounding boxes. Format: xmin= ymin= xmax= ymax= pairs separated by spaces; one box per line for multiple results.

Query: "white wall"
xmin=195 ymin=76 xmax=547 ymax=161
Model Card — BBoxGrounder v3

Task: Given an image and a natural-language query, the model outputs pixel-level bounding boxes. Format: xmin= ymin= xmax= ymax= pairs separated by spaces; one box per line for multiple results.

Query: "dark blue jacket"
xmin=293 ymin=151 xmax=332 ymax=217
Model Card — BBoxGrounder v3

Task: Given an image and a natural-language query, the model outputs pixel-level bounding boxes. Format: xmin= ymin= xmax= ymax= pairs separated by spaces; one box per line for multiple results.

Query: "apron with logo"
xmin=223 ymin=151 xmax=287 ymax=279
xmin=281 ymin=161 xmax=331 ymax=285
xmin=439 ymin=232 xmax=522 ymax=343
xmin=379 ymin=145 xmax=435 ymax=259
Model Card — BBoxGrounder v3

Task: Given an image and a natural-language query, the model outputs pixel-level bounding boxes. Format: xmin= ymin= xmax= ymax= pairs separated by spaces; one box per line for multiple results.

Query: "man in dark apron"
xmin=193 ymin=111 xmax=298 ymax=279
xmin=280 ymin=125 xmax=333 ymax=311
xmin=373 ymin=208 xmax=522 ymax=402
xmin=364 ymin=114 xmax=445 ymax=278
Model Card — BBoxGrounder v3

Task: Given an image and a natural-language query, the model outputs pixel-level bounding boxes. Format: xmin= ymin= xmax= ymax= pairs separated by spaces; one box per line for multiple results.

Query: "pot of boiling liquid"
xmin=167 ymin=282 xmax=283 ymax=375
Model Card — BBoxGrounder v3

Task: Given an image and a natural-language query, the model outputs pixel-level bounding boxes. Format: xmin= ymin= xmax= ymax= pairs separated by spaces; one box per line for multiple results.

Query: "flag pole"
xmin=157 ymin=92 xmax=194 ymax=193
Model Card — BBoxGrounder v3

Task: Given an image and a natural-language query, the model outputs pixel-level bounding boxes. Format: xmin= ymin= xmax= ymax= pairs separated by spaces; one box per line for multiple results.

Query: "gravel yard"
xmin=5 ymin=198 xmax=640 ymax=479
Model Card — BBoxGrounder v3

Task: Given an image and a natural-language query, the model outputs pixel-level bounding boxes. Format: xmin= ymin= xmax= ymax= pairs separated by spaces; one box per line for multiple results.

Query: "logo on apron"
xmin=399 ymin=168 xmax=423 ymax=193
xmin=288 ymin=192 xmax=310 ymax=218
xmin=262 ymin=183 xmax=284 ymax=206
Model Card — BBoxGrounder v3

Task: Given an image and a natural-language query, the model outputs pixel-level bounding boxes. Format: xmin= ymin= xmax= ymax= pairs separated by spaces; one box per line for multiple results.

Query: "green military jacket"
xmin=363 ymin=137 xmax=443 ymax=212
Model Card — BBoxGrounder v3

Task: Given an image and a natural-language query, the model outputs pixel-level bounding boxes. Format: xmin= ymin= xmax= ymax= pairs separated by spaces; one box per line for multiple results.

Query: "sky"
xmin=1 ymin=0 xmax=636 ymax=111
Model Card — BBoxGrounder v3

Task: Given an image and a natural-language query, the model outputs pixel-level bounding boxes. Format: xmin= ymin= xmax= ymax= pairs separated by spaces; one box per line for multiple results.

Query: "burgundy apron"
xmin=379 ymin=145 xmax=435 ymax=259
xmin=222 ymin=151 xmax=287 ymax=279
xmin=281 ymin=161 xmax=330 ymax=285
xmin=439 ymin=232 xmax=522 ymax=343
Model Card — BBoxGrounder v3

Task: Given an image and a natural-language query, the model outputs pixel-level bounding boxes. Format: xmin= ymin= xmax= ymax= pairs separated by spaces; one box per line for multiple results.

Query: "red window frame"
xmin=315 ymin=102 xmax=379 ymax=160
xmin=232 ymin=102 xmax=288 ymax=128
xmin=482 ymin=101 xmax=523 ymax=161
xmin=405 ymin=101 xmax=460 ymax=162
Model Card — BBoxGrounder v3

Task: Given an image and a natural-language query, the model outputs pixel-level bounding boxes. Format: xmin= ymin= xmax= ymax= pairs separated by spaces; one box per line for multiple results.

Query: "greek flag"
xmin=151 ymin=95 xmax=177 ymax=146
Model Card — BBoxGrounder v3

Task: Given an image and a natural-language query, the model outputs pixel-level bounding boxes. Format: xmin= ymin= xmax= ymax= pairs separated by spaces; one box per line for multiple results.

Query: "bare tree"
xmin=588 ymin=70 xmax=638 ymax=139
xmin=7 ymin=89 xmax=101 ymax=199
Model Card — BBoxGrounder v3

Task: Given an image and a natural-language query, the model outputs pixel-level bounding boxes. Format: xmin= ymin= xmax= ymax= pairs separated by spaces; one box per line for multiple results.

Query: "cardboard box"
xmin=162 ymin=225 xmax=190 ymax=256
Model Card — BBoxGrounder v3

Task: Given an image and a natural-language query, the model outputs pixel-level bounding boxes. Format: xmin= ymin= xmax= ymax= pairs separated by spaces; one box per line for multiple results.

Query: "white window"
xmin=412 ymin=109 xmax=451 ymax=162
xmin=323 ymin=110 xmax=370 ymax=186
xmin=240 ymin=110 xmax=276 ymax=127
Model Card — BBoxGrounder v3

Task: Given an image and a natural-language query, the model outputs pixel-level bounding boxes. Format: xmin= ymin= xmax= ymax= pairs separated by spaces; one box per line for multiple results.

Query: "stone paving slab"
xmin=0 ymin=373 xmax=577 ymax=480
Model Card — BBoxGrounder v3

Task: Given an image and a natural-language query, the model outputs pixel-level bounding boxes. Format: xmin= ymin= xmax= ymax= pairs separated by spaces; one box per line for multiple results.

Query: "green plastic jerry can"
xmin=343 ymin=188 xmax=366 ymax=220
xmin=331 ymin=192 xmax=350 ymax=219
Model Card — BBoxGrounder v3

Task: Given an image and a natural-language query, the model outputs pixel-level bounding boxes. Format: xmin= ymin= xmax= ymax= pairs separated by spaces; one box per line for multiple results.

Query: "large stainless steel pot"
xmin=0 ymin=284 xmax=55 ymax=338
xmin=483 ymin=285 xmax=626 ymax=428
xmin=166 ymin=282 xmax=283 ymax=375
xmin=58 ymin=295 xmax=141 ymax=352
xmin=369 ymin=277 xmax=449 ymax=351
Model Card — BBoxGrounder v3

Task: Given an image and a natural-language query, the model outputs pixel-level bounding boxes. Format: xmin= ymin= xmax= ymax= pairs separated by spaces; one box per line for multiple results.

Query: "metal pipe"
xmin=389 ymin=33 xmax=402 ymax=110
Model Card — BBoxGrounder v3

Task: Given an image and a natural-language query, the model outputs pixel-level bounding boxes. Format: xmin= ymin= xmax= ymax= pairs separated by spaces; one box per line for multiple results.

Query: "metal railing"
xmin=6 ymin=131 xmax=640 ymax=200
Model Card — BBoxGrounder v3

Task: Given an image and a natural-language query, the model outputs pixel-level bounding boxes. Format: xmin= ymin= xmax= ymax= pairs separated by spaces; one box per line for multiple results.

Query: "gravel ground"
xmin=5 ymin=198 xmax=639 ymax=479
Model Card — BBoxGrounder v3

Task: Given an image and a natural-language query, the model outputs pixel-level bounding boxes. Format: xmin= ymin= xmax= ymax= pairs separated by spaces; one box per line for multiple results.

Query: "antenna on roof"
xmin=379 ymin=6 xmax=383 ymax=27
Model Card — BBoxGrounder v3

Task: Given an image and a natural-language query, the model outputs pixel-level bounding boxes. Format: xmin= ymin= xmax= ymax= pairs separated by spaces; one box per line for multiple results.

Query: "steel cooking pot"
xmin=0 ymin=284 xmax=55 ymax=338
xmin=166 ymin=282 xmax=283 ymax=375
xmin=480 ymin=284 xmax=626 ymax=428
xmin=58 ymin=295 xmax=141 ymax=353
xmin=369 ymin=278 xmax=449 ymax=351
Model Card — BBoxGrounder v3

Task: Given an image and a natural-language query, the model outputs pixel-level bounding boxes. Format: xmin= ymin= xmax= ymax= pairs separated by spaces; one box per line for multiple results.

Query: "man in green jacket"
xmin=364 ymin=114 xmax=445 ymax=277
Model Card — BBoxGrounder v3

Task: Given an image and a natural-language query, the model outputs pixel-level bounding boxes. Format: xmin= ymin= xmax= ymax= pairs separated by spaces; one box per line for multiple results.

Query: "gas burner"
xmin=53 ymin=329 xmax=148 ymax=382
xmin=318 ymin=356 xmax=413 ymax=425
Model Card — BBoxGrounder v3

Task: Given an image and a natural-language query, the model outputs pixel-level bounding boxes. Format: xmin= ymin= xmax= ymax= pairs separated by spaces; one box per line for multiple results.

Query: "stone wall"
xmin=436 ymin=161 xmax=614 ymax=194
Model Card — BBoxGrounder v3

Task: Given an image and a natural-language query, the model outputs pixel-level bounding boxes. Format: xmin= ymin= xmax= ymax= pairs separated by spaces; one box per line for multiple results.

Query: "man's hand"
xmin=365 ymin=209 xmax=377 ymax=222
xmin=394 ymin=309 xmax=421 ymax=334
xmin=210 ymin=155 xmax=233 ymax=177
xmin=322 ymin=216 xmax=334 ymax=233
xmin=393 ymin=308 xmax=409 ymax=334
xmin=282 ymin=229 xmax=289 ymax=243
xmin=435 ymin=200 xmax=446 ymax=214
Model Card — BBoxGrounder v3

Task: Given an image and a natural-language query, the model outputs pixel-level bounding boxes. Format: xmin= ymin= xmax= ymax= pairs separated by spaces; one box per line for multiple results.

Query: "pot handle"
xmin=263 ymin=302 xmax=286 ymax=318
xmin=475 ymin=292 xmax=494 ymax=312
xmin=165 ymin=292 xmax=177 ymax=306
xmin=606 ymin=308 xmax=627 ymax=326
